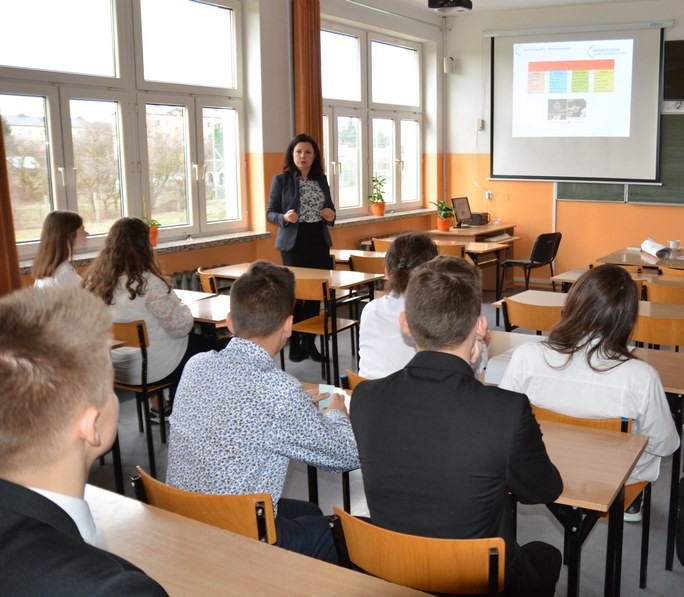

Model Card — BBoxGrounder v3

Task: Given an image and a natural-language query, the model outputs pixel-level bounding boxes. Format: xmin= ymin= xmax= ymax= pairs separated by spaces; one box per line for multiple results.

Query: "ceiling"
xmin=400 ymin=0 xmax=639 ymax=14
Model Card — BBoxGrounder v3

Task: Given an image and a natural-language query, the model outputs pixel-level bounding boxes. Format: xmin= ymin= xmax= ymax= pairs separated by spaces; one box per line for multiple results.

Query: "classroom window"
xmin=0 ymin=0 xmax=245 ymax=259
xmin=321 ymin=23 xmax=422 ymax=215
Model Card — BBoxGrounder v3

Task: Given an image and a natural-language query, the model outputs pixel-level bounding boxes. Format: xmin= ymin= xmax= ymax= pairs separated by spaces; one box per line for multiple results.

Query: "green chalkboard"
xmin=556 ymin=114 xmax=684 ymax=204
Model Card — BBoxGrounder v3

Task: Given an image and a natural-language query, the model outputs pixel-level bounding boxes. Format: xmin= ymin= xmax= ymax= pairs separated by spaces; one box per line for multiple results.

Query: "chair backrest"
xmin=132 ymin=467 xmax=277 ymax=544
xmin=112 ymin=320 xmax=149 ymax=349
xmin=631 ymin=314 xmax=684 ymax=347
xmin=372 ymin=237 xmax=393 ymax=252
xmin=645 ymin=280 xmax=684 ymax=305
xmin=196 ymin=267 xmax=218 ymax=294
xmin=529 ymin=232 xmax=562 ymax=264
xmin=501 ymin=298 xmax=562 ymax=333
xmin=660 ymin=266 xmax=684 ymax=277
xmin=531 ymin=405 xmax=631 ymax=433
xmin=342 ymin=369 xmax=367 ymax=391
xmin=349 ymin=254 xmax=386 ymax=275
xmin=331 ymin=507 xmax=505 ymax=595
xmin=436 ymin=243 xmax=466 ymax=258
xmin=294 ymin=278 xmax=328 ymax=302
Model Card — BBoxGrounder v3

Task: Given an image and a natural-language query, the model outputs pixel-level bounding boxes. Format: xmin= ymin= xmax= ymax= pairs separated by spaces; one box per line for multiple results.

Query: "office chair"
xmin=498 ymin=232 xmax=562 ymax=299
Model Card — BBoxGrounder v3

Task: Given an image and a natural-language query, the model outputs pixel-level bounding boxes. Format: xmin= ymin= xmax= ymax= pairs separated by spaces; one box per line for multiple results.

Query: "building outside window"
xmin=0 ymin=0 xmax=245 ymax=257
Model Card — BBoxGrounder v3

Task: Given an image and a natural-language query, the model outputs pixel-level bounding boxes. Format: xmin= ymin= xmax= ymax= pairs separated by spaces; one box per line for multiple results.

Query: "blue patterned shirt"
xmin=166 ymin=338 xmax=359 ymax=512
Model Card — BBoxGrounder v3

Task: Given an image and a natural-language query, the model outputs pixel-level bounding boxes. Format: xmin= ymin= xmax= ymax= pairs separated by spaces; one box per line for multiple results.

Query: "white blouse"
xmin=34 ymin=261 xmax=81 ymax=289
xmin=110 ymin=273 xmax=194 ymax=384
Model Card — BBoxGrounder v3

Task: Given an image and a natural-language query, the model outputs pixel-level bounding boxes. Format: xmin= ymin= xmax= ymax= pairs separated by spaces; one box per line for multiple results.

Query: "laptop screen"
xmin=451 ymin=197 xmax=472 ymax=223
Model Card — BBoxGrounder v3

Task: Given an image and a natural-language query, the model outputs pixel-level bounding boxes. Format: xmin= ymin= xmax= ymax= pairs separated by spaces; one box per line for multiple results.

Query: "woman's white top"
xmin=34 ymin=261 xmax=81 ymax=288
xmin=499 ymin=340 xmax=680 ymax=483
xmin=358 ymin=292 xmax=488 ymax=379
xmin=110 ymin=273 xmax=194 ymax=384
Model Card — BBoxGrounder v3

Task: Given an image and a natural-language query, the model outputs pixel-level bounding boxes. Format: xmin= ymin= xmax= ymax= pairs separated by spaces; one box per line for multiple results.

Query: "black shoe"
xmin=149 ymin=405 xmax=171 ymax=425
xmin=624 ymin=494 xmax=643 ymax=522
xmin=304 ymin=338 xmax=323 ymax=362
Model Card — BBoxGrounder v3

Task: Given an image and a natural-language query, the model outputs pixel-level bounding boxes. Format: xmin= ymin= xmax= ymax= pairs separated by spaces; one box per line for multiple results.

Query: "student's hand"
xmin=310 ymin=390 xmax=348 ymax=416
xmin=470 ymin=316 xmax=489 ymax=365
xmin=284 ymin=209 xmax=299 ymax=224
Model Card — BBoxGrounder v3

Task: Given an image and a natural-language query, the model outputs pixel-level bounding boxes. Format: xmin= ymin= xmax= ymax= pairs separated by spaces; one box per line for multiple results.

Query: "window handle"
xmin=57 ymin=167 xmax=66 ymax=187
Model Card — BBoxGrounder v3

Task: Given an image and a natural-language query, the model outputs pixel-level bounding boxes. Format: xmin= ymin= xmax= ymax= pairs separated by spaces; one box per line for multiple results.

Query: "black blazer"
xmin=0 ymin=479 xmax=167 ymax=596
xmin=266 ymin=172 xmax=335 ymax=251
xmin=350 ymin=351 xmax=563 ymax=559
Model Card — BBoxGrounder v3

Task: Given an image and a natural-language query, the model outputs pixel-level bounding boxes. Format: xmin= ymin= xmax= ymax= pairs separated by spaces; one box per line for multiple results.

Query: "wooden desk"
xmin=184 ymin=294 xmax=231 ymax=326
xmin=427 ymin=222 xmax=516 ymax=242
xmin=539 ymin=422 xmax=647 ymax=597
xmin=551 ymin=268 xmax=684 ymax=293
xmin=173 ymin=288 xmax=215 ymax=303
xmin=202 ymin=263 xmax=382 ymax=386
xmin=492 ymin=289 xmax=684 ymax=321
xmin=485 ymin=330 xmax=684 ymax=575
xmin=86 ymin=485 xmax=424 ymax=596
xmin=331 ymin=248 xmax=385 ymax=267
xmin=597 ymin=247 xmax=684 ymax=270
xmin=202 ymin=263 xmax=383 ymax=292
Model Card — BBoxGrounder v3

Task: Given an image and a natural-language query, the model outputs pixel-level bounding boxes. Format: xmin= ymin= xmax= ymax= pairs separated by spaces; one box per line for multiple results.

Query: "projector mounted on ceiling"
xmin=428 ymin=0 xmax=473 ymax=14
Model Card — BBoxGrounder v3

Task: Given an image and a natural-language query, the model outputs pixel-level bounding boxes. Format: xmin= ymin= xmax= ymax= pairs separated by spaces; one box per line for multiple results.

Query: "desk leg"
xmin=547 ymin=504 xmax=583 ymax=597
xmin=605 ymin=486 xmax=625 ymax=597
xmin=665 ymin=392 xmax=683 ymax=570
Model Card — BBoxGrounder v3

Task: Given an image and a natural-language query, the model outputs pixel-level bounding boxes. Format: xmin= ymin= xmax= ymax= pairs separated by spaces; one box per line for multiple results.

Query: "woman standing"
xmin=84 ymin=217 xmax=194 ymax=417
xmin=266 ymin=134 xmax=336 ymax=362
xmin=32 ymin=210 xmax=87 ymax=288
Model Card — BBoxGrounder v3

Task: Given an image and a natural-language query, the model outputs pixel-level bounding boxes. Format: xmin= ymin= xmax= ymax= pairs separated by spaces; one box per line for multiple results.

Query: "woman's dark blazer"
xmin=266 ymin=172 xmax=336 ymax=252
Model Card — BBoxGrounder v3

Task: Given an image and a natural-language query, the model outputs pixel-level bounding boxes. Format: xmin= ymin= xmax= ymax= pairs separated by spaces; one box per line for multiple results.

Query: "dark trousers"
xmin=505 ymin=541 xmax=562 ymax=597
xmin=281 ymin=222 xmax=331 ymax=324
xmin=275 ymin=498 xmax=337 ymax=563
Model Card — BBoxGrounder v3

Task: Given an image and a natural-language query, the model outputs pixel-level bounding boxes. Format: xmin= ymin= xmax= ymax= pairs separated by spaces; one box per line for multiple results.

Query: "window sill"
xmin=19 ymin=230 xmax=271 ymax=275
xmin=334 ymin=208 xmax=435 ymax=228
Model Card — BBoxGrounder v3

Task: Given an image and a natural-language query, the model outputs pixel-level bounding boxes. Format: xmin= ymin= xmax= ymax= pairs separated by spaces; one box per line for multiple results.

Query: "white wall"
xmin=445 ymin=0 xmax=684 ymax=154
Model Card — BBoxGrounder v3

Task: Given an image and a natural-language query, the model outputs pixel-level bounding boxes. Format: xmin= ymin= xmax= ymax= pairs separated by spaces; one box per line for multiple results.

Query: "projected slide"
xmin=511 ymin=39 xmax=633 ymax=138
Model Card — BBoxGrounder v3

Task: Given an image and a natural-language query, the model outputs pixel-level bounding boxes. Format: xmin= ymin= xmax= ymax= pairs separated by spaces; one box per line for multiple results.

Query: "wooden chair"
xmin=436 ymin=243 xmax=466 ymax=258
xmin=645 ymin=280 xmax=684 ymax=305
xmin=498 ymin=232 xmax=562 ymax=299
xmin=112 ymin=320 xmax=174 ymax=478
xmin=531 ymin=406 xmax=651 ymax=588
xmin=349 ymin=254 xmax=387 ymax=301
xmin=371 ymin=237 xmax=393 ymax=252
xmin=631 ymin=313 xmax=684 ymax=350
xmin=330 ymin=507 xmax=505 ymax=595
xmin=196 ymin=266 xmax=218 ymax=294
xmin=342 ymin=369 xmax=367 ymax=391
xmin=501 ymin=297 xmax=562 ymax=334
xmin=283 ymin=279 xmax=358 ymax=387
xmin=131 ymin=466 xmax=276 ymax=544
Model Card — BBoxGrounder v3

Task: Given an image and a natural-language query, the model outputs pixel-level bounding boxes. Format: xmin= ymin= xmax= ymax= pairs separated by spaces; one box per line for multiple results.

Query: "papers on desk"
xmin=483 ymin=333 xmax=546 ymax=386
xmin=641 ymin=239 xmax=672 ymax=259
xmin=484 ymin=348 xmax=517 ymax=386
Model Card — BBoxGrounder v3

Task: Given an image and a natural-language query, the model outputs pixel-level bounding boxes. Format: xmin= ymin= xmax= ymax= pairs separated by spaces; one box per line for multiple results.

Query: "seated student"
xmin=351 ymin=256 xmax=563 ymax=597
xmin=358 ymin=232 xmax=488 ymax=379
xmin=84 ymin=217 xmax=196 ymax=418
xmin=166 ymin=260 xmax=359 ymax=563
xmin=500 ymin=264 xmax=680 ymax=520
xmin=32 ymin=210 xmax=87 ymax=288
xmin=0 ymin=287 xmax=166 ymax=596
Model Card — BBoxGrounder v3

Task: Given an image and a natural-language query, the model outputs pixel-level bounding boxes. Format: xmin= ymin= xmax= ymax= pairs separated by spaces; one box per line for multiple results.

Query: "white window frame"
xmin=321 ymin=20 xmax=423 ymax=215
xmin=2 ymin=0 xmax=247 ymax=259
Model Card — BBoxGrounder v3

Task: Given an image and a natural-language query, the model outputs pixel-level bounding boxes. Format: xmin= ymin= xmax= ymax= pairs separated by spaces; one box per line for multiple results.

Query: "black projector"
xmin=428 ymin=0 xmax=473 ymax=12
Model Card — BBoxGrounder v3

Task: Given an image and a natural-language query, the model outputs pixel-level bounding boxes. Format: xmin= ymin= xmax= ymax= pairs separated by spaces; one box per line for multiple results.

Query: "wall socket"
xmin=477 ymin=118 xmax=485 ymax=131
xmin=485 ymin=191 xmax=493 ymax=201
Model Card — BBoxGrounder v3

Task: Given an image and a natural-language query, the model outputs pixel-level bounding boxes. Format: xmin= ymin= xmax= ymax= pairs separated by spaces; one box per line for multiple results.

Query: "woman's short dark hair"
xmin=385 ymin=233 xmax=438 ymax=295
xmin=282 ymin=133 xmax=323 ymax=180
xmin=546 ymin=264 xmax=638 ymax=370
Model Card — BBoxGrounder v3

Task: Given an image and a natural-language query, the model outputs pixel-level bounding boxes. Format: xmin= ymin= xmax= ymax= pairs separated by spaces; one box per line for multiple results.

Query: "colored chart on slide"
xmin=527 ymin=60 xmax=615 ymax=93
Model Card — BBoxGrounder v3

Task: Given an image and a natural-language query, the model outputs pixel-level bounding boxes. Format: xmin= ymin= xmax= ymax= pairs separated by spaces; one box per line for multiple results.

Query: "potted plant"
xmin=142 ymin=217 xmax=161 ymax=247
xmin=430 ymin=199 xmax=455 ymax=231
xmin=369 ymin=175 xmax=386 ymax=216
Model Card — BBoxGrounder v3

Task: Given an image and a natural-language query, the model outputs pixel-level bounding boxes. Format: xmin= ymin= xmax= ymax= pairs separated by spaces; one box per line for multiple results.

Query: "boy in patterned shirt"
xmin=167 ymin=260 xmax=359 ymax=562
